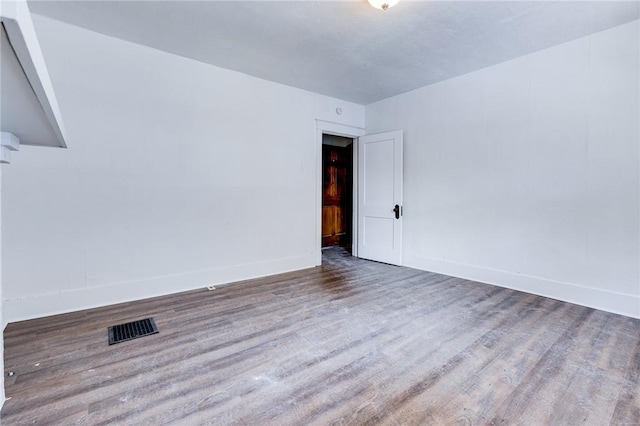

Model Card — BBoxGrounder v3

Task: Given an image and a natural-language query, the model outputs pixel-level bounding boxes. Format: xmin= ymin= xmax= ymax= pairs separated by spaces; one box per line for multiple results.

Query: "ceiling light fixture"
xmin=367 ymin=0 xmax=399 ymax=11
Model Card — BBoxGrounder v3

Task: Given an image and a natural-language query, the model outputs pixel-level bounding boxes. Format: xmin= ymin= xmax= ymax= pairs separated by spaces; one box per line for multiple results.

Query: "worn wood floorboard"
xmin=2 ymin=247 xmax=639 ymax=425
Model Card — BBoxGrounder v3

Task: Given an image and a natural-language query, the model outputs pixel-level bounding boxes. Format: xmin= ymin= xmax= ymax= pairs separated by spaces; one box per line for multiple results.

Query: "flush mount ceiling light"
xmin=367 ymin=0 xmax=399 ymax=10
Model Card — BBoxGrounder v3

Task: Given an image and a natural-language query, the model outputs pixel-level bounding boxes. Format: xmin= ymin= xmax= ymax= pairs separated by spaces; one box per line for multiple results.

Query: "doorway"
xmin=321 ymin=135 xmax=353 ymax=253
xmin=315 ymin=120 xmax=365 ymax=266
xmin=315 ymin=122 xmax=403 ymax=266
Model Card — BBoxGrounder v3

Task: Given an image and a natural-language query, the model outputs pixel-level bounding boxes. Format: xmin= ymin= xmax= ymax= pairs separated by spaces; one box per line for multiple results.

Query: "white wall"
xmin=1 ymin=16 xmax=364 ymax=322
xmin=1 ymin=166 xmax=4 ymax=406
xmin=367 ymin=20 xmax=640 ymax=318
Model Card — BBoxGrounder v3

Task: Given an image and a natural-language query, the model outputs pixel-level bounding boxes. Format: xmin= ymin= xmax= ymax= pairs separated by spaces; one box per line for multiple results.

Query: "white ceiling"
xmin=28 ymin=0 xmax=640 ymax=105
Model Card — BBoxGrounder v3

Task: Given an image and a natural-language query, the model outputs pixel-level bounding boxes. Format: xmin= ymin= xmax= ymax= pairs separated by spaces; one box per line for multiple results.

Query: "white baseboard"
xmin=3 ymin=254 xmax=316 ymax=323
xmin=404 ymin=254 xmax=640 ymax=319
xmin=6 ymin=253 xmax=638 ymax=323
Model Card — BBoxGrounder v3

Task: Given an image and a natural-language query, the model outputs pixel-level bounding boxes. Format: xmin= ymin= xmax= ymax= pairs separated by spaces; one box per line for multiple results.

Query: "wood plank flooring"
xmin=2 ymin=247 xmax=639 ymax=425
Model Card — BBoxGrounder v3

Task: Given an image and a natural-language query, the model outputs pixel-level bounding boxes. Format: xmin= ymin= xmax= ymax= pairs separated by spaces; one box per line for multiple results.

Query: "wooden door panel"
xmin=322 ymin=144 xmax=352 ymax=249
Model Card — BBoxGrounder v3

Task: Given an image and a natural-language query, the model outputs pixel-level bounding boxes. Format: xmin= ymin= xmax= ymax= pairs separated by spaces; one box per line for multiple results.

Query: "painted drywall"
xmin=27 ymin=1 xmax=640 ymax=104
xmin=1 ymin=167 xmax=4 ymax=405
xmin=366 ymin=20 xmax=640 ymax=318
xmin=1 ymin=15 xmax=364 ymax=322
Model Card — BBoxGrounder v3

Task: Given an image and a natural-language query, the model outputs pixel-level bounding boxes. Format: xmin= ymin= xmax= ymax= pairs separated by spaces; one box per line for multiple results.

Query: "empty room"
xmin=0 ymin=0 xmax=639 ymax=424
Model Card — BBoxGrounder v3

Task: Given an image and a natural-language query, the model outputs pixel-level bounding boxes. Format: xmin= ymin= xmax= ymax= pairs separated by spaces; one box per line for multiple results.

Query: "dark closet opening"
xmin=322 ymin=135 xmax=354 ymax=253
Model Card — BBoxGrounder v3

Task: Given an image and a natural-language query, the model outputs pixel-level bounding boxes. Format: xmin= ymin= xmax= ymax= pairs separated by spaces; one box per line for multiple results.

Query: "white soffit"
xmin=28 ymin=0 xmax=640 ymax=105
xmin=1 ymin=0 xmax=67 ymax=147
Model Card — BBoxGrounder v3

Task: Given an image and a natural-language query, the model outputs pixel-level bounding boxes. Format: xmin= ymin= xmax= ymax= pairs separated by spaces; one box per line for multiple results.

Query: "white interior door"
xmin=357 ymin=130 xmax=403 ymax=265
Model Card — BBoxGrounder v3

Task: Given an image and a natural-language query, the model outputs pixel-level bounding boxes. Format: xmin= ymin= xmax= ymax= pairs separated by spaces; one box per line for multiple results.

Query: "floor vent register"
xmin=108 ymin=317 xmax=159 ymax=345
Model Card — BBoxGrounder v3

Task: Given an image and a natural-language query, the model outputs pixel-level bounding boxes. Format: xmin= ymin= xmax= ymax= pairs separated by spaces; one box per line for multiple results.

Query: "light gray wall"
xmin=1 ymin=16 xmax=364 ymax=322
xmin=366 ymin=20 xmax=640 ymax=318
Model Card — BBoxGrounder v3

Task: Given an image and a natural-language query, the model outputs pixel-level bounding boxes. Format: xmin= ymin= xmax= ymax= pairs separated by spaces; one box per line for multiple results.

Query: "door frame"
xmin=316 ymin=120 xmax=365 ymax=266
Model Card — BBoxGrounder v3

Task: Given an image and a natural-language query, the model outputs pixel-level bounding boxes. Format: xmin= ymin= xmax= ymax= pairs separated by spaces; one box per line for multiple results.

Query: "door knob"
xmin=393 ymin=204 xmax=400 ymax=219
